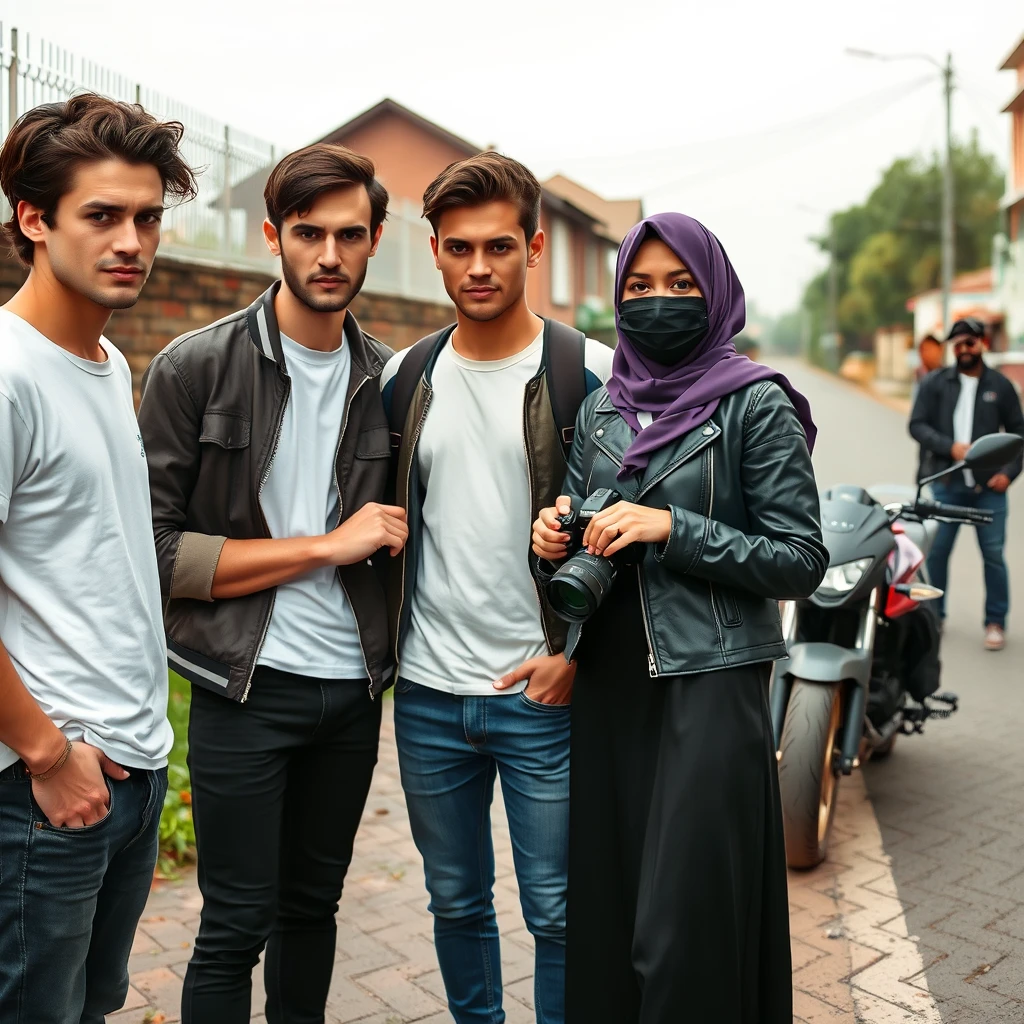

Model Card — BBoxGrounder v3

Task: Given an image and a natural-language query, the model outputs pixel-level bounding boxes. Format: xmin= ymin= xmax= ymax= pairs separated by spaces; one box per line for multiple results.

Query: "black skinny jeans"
xmin=181 ymin=667 xmax=382 ymax=1024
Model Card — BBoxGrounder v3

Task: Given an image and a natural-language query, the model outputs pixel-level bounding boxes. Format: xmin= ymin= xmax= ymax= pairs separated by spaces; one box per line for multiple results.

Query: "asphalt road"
xmin=777 ymin=358 xmax=1024 ymax=1023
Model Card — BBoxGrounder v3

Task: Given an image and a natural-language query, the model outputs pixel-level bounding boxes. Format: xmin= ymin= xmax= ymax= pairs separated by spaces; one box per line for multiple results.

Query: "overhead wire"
xmin=639 ymin=74 xmax=937 ymax=197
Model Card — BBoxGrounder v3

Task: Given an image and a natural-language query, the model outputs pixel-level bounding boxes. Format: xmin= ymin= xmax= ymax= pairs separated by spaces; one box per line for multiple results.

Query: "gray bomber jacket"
xmin=552 ymin=381 xmax=828 ymax=676
xmin=137 ymin=283 xmax=395 ymax=702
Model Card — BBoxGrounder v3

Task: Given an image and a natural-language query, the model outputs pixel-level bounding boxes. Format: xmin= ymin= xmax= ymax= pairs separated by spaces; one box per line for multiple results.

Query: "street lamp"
xmin=846 ymin=47 xmax=955 ymax=338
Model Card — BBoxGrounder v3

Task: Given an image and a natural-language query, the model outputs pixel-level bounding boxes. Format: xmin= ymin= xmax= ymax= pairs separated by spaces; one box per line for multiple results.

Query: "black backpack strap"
xmin=387 ymin=327 xmax=450 ymax=452
xmin=544 ymin=319 xmax=588 ymax=458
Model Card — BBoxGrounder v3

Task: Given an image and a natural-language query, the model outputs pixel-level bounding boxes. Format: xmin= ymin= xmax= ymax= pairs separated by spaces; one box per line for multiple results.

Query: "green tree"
xmin=801 ymin=131 xmax=1003 ymax=361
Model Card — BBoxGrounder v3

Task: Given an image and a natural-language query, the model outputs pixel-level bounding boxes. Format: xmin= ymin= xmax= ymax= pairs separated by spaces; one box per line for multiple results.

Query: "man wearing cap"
xmin=909 ymin=317 xmax=1024 ymax=651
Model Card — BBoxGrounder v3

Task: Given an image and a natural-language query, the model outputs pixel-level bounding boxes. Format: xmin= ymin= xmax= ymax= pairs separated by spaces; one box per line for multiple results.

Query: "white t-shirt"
xmin=257 ymin=331 xmax=367 ymax=679
xmin=382 ymin=330 xmax=613 ymax=695
xmin=953 ymin=373 xmax=979 ymax=487
xmin=0 ymin=311 xmax=171 ymax=772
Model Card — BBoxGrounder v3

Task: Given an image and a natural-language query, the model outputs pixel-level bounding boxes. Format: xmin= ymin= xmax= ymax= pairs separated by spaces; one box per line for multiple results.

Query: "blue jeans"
xmin=926 ymin=481 xmax=1009 ymax=628
xmin=0 ymin=760 xmax=168 ymax=1024
xmin=393 ymin=680 xmax=570 ymax=1024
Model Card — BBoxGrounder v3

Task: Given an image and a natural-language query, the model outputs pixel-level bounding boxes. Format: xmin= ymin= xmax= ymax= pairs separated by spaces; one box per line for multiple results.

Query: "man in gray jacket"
xmin=138 ymin=143 xmax=407 ymax=1024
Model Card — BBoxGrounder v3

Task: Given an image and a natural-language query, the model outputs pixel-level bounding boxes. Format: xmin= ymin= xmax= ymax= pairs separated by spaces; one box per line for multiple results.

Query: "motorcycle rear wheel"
xmin=778 ymin=680 xmax=843 ymax=869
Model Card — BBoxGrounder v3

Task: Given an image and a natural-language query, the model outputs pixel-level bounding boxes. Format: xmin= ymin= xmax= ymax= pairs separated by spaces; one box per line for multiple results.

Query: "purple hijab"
xmin=606 ymin=212 xmax=817 ymax=479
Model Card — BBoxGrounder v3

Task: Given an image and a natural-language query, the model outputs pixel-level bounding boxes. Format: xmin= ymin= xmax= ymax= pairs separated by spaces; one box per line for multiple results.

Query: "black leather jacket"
xmin=139 ymin=284 xmax=395 ymax=702
xmin=551 ymin=381 xmax=828 ymax=677
xmin=909 ymin=364 xmax=1024 ymax=487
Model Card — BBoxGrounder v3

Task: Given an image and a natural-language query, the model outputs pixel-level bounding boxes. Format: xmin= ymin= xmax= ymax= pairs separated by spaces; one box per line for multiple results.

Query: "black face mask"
xmin=617 ymin=296 xmax=709 ymax=365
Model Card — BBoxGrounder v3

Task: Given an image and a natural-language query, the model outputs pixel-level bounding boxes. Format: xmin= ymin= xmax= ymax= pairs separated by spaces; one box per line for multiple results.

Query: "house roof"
xmin=543 ymin=174 xmax=643 ymax=243
xmin=999 ymin=34 xmax=1024 ymax=71
xmin=318 ymin=98 xmax=479 ymax=157
xmin=1003 ymin=82 xmax=1024 ymax=114
xmin=906 ymin=267 xmax=995 ymax=310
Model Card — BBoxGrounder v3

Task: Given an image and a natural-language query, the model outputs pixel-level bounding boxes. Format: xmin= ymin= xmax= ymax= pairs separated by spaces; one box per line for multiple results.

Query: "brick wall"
xmin=0 ymin=252 xmax=454 ymax=402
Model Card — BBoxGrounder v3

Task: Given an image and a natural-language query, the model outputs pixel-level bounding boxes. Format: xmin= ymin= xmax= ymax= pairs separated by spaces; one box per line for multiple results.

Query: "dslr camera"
xmin=547 ymin=488 xmax=643 ymax=623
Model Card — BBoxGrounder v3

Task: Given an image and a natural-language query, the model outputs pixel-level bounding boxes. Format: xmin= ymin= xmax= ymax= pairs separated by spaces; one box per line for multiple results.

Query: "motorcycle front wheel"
xmin=777 ymin=680 xmax=842 ymax=869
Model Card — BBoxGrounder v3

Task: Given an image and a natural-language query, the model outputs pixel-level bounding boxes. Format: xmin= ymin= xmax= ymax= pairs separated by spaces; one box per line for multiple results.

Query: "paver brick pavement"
xmin=112 ymin=701 xmax=886 ymax=1024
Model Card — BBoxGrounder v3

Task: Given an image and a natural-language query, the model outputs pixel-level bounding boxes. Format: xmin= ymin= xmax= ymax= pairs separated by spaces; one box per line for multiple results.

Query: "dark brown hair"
xmin=0 ymin=93 xmax=198 ymax=265
xmin=422 ymin=152 xmax=542 ymax=242
xmin=264 ymin=144 xmax=389 ymax=234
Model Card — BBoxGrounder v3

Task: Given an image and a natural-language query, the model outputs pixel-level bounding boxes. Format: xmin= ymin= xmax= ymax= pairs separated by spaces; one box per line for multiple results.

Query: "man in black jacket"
xmin=138 ymin=144 xmax=407 ymax=1024
xmin=909 ymin=317 xmax=1024 ymax=651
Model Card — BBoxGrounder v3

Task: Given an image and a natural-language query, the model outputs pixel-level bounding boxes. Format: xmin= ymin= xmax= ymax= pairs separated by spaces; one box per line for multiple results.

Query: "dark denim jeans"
xmin=393 ymin=679 xmax=570 ymax=1024
xmin=0 ymin=761 xmax=167 ymax=1024
xmin=181 ymin=667 xmax=382 ymax=1024
xmin=926 ymin=481 xmax=1009 ymax=628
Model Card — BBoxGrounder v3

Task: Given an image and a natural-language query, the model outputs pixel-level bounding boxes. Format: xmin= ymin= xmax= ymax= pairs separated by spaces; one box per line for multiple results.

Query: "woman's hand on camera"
xmin=583 ymin=501 xmax=672 ymax=558
xmin=532 ymin=495 xmax=573 ymax=561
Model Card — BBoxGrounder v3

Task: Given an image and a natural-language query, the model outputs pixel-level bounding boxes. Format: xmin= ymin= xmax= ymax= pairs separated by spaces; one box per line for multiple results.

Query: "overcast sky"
xmin=5 ymin=0 xmax=1022 ymax=315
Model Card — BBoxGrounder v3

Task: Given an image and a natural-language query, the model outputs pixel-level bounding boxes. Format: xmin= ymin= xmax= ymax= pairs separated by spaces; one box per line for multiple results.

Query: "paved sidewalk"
xmin=110 ymin=700 xmax=936 ymax=1024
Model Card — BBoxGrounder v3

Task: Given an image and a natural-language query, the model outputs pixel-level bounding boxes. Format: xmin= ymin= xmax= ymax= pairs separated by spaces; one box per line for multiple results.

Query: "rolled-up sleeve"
xmin=138 ymin=352 xmax=226 ymax=602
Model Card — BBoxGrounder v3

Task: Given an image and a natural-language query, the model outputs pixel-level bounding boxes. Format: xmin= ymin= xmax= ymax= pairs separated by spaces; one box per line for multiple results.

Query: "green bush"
xmin=158 ymin=672 xmax=195 ymax=877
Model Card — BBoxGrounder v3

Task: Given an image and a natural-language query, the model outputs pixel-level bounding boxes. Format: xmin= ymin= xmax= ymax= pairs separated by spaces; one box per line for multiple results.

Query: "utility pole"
xmin=846 ymin=47 xmax=957 ymax=336
xmin=828 ymin=215 xmax=839 ymax=345
xmin=940 ymin=52 xmax=955 ymax=338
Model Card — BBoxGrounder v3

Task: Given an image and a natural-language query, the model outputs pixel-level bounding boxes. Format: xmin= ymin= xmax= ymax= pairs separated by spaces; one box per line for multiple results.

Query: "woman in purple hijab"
xmin=532 ymin=213 xmax=827 ymax=1022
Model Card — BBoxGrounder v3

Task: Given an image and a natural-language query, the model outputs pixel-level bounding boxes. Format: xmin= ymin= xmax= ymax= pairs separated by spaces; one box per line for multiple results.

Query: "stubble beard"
xmin=282 ymin=253 xmax=366 ymax=314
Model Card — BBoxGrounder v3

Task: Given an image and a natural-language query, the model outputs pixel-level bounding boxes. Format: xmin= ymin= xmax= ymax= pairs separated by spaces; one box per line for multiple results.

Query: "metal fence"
xmin=0 ymin=23 xmax=451 ymax=302
xmin=0 ymin=23 xmax=280 ymax=271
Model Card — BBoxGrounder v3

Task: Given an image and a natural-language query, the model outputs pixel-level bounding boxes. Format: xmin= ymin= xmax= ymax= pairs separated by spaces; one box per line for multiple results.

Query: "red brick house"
xmin=232 ymin=99 xmax=642 ymax=330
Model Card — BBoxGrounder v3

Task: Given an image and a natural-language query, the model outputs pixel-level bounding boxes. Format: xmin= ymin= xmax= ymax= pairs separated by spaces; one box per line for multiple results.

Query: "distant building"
xmin=906 ymin=267 xmax=1006 ymax=349
xmin=229 ymin=99 xmax=641 ymax=330
xmin=996 ymin=34 xmax=1024 ymax=348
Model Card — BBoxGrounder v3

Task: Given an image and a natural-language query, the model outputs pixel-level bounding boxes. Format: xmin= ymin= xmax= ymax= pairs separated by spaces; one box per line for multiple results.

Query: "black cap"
xmin=945 ymin=316 xmax=985 ymax=342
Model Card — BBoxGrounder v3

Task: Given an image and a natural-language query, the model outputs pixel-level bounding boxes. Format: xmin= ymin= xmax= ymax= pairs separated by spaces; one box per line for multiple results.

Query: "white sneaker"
xmin=984 ymin=625 xmax=1005 ymax=652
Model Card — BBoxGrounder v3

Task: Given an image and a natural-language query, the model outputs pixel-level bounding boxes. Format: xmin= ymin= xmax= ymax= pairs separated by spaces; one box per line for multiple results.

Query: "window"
xmin=584 ymin=241 xmax=599 ymax=299
xmin=550 ymin=217 xmax=572 ymax=307
xmin=606 ymin=245 xmax=618 ymax=299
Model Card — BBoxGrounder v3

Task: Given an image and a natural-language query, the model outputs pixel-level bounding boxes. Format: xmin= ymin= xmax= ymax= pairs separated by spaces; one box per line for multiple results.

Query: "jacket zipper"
xmin=522 ymin=381 xmax=555 ymax=653
xmin=393 ymin=384 xmax=433 ymax=682
xmin=637 ymin=564 xmax=659 ymax=677
xmin=626 ymin=428 xmax=716 ymax=675
xmin=331 ymin=374 xmax=378 ymax=699
xmin=242 ymin=374 xmax=291 ymax=702
xmin=705 ymin=447 xmax=725 ymax=654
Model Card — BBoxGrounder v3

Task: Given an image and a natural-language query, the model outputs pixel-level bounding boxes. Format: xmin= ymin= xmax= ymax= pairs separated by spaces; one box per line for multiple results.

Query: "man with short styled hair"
xmin=910 ymin=316 xmax=1024 ymax=651
xmin=382 ymin=152 xmax=612 ymax=1024
xmin=0 ymin=93 xmax=196 ymax=1024
xmin=138 ymin=143 xmax=406 ymax=1024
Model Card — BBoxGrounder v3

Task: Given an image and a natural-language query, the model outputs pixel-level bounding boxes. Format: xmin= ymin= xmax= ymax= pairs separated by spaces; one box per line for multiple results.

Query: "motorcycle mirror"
xmin=916 ymin=432 xmax=1024 ymax=490
xmin=963 ymin=433 xmax=1024 ymax=471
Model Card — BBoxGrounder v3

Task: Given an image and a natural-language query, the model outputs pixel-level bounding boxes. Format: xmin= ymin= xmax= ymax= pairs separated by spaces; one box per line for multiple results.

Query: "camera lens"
xmin=548 ymin=552 xmax=617 ymax=623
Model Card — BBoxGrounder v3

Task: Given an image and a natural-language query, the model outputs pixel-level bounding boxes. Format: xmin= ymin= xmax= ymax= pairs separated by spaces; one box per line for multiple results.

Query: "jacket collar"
xmin=940 ymin=361 xmax=992 ymax=386
xmin=245 ymin=281 xmax=385 ymax=380
xmin=588 ymin=388 xmax=722 ymax=495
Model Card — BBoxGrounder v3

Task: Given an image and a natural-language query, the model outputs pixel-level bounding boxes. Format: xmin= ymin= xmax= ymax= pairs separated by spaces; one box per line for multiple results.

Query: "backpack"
xmin=387 ymin=318 xmax=589 ymax=460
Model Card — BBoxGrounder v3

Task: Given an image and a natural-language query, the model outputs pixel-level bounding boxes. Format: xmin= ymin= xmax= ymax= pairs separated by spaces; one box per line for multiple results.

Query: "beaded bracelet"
xmin=26 ymin=738 xmax=73 ymax=781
